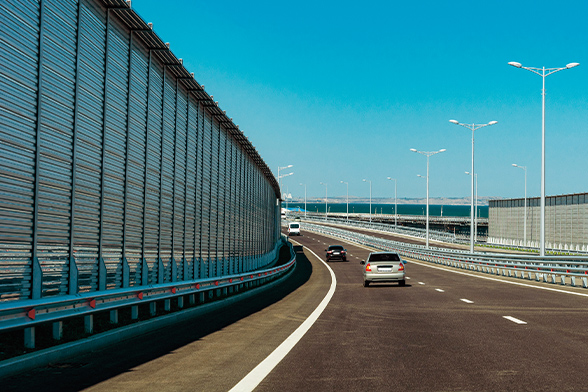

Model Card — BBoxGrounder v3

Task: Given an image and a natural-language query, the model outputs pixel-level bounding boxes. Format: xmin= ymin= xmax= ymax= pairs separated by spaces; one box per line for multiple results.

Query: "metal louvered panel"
xmin=37 ymin=0 xmax=77 ymax=297
xmin=210 ymin=118 xmax=220 ymax=275
xmin=159 ymin=70 xmax=175 ymax=269
xmin=125 ymin=35 xmax=148 ymax=285
xmin=74 ymin=0 xmax=106 ymax=293
xmin=184 ymin=96 xmax=197 ymax=264
xmin=102 ymin=11 xmax=128 ymax=289
xmin=174 ymin=86 xmax=187 ymax=263
xmin=200 ymin=110 xmax=212 ymax=267
xmin=1 ymin=0 xmax=281 ymax=303
xmin=0 ymin=0 xmax=40 ymax=300
xmin=144 ymin=55 xmax=162 ymax=278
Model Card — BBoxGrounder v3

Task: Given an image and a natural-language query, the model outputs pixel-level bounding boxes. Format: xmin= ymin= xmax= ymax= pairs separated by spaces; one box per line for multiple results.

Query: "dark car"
xmin=325 ymin=245 xmax=347 ymax=262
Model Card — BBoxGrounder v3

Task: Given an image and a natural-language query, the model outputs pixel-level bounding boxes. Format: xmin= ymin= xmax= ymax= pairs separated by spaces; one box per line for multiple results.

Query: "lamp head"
xmin=508 ymin=61 xmax=522 ymax=68
xmin=488 ymin=121 xmax=498 ymax=125
xmin=387 ymin=177 xmax=391 ymax=180
xmin=465 ymin=171 xmax=471 ymax=175
xmin=449 ymin=119 xmax=459 ymax=124
xmin=512 ymin=164 xmax=517 ymax=167
xmin=439 ymin=149 xmax=447 ymax=153
xmin=566 ymin=62 xmax=580 ymax=69
xmin=410 ymin=148 xmax=417 ymax=152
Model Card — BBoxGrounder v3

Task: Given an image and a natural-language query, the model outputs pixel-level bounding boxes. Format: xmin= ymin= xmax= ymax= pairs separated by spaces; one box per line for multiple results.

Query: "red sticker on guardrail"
xmin=89 ymin=299 xmax=96 ymax=308
xmin=171 ymin=287 xmax=177 ymax=294
xmin=27 ymin=309 xmax=35 ymax=320
xmin=138 ymin=292 xmax=143 ymax=300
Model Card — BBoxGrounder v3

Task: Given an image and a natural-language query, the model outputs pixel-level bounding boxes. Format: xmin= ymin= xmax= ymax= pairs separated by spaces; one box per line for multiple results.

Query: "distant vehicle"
xmin=360 ymin=252 xmax=405 ymax=287
xmin=288 ymin=222 xmax=301 ymax=236
xmin=325 ymin=245 xmax=347 ymax=262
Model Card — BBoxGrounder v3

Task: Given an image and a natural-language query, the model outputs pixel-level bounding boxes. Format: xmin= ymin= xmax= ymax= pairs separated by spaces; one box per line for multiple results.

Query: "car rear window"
xmin=328 ymin=245 xmax=344 ymax=251
xmin=368 ymin=253 xmax=400 ymax=262
xmin=289 ymin=223 xmax=299 ymax=228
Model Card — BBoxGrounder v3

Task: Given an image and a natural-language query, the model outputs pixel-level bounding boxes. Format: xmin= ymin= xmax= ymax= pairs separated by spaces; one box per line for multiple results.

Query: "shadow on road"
xmin=3 ymin=246 xmax=313 ymax=392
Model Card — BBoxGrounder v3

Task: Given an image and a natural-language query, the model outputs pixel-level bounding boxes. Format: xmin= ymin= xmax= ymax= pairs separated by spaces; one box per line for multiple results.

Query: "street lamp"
xmin=340 ymin=181 xmax=349 ymax=221
xmin=320 ymin=182 xmax=328 ymax=220
xmin=299 ymin=183 xmax=307 ymax=218
xmin=508 ymin=61 xmax=579 ymax=256
xmin=411 ymin=148 xmax=446 ymax=249
xmin=387 ymin=177 xmax=397 ymax=229
xmin=465 ymin=171 xmax=478 ymax=244
xmin=449 ymin=119 xmax=497 ymax=253
xmin=362 ymin=179 xmax=372 ymax=223
xmin=277 ymin=164 xmax=293 ymax=202
xmin=512 ymin=164 xmax=527 ymax=246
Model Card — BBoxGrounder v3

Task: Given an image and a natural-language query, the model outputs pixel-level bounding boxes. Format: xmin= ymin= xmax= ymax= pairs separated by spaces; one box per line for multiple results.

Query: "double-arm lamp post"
xmin=449 ymin=120 xmax=497 ymax=253
xmin=410 ymin=148 xmax=446 ymax=249
xmin=508 ymin=61 xmax=579 ymax=256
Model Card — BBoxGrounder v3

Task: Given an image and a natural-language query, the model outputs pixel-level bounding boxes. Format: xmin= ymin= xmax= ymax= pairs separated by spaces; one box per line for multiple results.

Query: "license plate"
xmin=378 ymin=267 xmax=392 ymax=272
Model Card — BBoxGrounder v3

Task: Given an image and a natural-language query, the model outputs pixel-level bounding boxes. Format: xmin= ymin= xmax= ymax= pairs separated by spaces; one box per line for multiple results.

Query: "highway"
xmin=4 ymin=226 xmax=588 ymax=391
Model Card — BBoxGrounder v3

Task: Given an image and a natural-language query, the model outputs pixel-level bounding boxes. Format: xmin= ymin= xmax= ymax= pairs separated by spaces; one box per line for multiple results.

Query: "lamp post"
xmin=277 ymin=164 xmax=293 ymax=194
xmin=508 ymin=61 xmax=579 ymax=256
xmin=362 ymin=179 xmax=372 ymax=223
xmin=411 ymin=148 xmax=446 ymax=249
xmin=387 ymin=177 xmax=397 ymax=228
xmin=465 ymin=172 xmax=478 ymax=244
xmin=512 ymin=164 xmax=527 ymax=246
xmin=449 ymin=119 xmax=497 ymax=253
xmin=299 ymin=183 xmax=307 ymax=218
xmin=277 ymin=171 xmax=293 ymax=212
xmin=320 ymin=182 xmax=328 ymax=220
xmin=340 ymin=181 xmax=349 ymax=221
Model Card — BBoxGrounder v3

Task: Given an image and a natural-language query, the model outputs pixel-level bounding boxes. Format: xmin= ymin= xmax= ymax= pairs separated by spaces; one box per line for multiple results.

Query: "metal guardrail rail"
xmin=299 ymin=216 xmax=462 ymax=243
xmin=0 ymin=237 xmax=296 ymax=349
xmin=305 ymin=222 xmax=588 ymax=289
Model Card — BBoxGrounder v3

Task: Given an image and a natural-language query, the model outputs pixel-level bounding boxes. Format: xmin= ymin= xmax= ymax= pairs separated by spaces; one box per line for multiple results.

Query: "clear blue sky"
xmin=134 ymin=0 xmax=587 ymax=202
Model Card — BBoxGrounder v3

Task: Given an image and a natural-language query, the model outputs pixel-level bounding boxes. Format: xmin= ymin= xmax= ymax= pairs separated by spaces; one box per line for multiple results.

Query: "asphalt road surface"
xmin=4 ymin=227 xmax=588 ymax=391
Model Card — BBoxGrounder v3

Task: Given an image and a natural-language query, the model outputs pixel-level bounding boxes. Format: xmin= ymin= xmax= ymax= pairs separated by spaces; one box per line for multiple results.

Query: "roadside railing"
xmin=299 ymin=216 xmax=461 ymax=243
xmin=304 ymin=222 xmax=588 ymax=289
xmin=0 ymin=237 xmax=296 ymax=349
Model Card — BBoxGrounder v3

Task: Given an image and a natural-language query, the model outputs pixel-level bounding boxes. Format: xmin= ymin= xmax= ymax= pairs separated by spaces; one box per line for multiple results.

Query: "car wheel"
xmin=363 ymin=280 xmax=370 ymax=287
xmin=399 ymin=280 xmax=406 ymax=287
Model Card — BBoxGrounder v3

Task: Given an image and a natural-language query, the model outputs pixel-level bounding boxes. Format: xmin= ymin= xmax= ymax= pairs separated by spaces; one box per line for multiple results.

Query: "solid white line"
xmin=503 ymin=316 xmax=527 ymax=325
xmin=317 ymin=231 xmax=588 ymax=299
xmin=229 ymin=241 xmax=337 ymax=392
xmin=435 ymin=289 xmax=445 ymax=293
xmin=460 ymin=298 xmax=474 ymax=304
xmin=407 ymin=258 xmax=588 ymax=298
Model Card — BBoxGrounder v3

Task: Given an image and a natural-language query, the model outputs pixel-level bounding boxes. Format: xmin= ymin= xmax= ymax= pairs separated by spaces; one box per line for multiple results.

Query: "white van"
xmin=288 ymin=222 xmax=301 ymax=236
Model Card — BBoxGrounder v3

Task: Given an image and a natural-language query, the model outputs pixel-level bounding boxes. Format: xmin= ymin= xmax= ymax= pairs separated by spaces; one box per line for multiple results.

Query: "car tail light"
xmin=327 ymin=251 xmax=333 ymax=254
xmin=365 ymin=263 xmax=371 ymax=272
xmin=341 ymin=250 xmax=346 ymax=254
xmin=398 ymin=263 xmax=404 ymax=271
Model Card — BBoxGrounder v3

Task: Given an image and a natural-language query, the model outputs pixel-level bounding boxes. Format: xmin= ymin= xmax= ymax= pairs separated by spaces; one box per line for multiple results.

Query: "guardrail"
xmin=0 ymin=237 xmax=296 ymax=350
xmin=304 ymin=222 xmax=588 ymax=289
xmin=299 ymin=216 xmax=461 ymax=243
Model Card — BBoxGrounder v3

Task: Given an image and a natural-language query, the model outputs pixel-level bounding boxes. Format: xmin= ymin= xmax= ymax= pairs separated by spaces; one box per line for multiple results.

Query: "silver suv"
xmin=360 ymin=252 xmax=406 ymax=287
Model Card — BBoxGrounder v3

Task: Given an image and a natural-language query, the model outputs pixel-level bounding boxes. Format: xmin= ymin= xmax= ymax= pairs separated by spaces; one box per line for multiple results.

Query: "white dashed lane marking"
xmin=435 ymin=289 xmax=445 ymax=293
xmin=503 ymin=316 xmax=527 ymax=325
xmin=418 ymin=282 xmax=425 ymax=285
xmin=460 ymin=298 xmax=474 ymax=304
